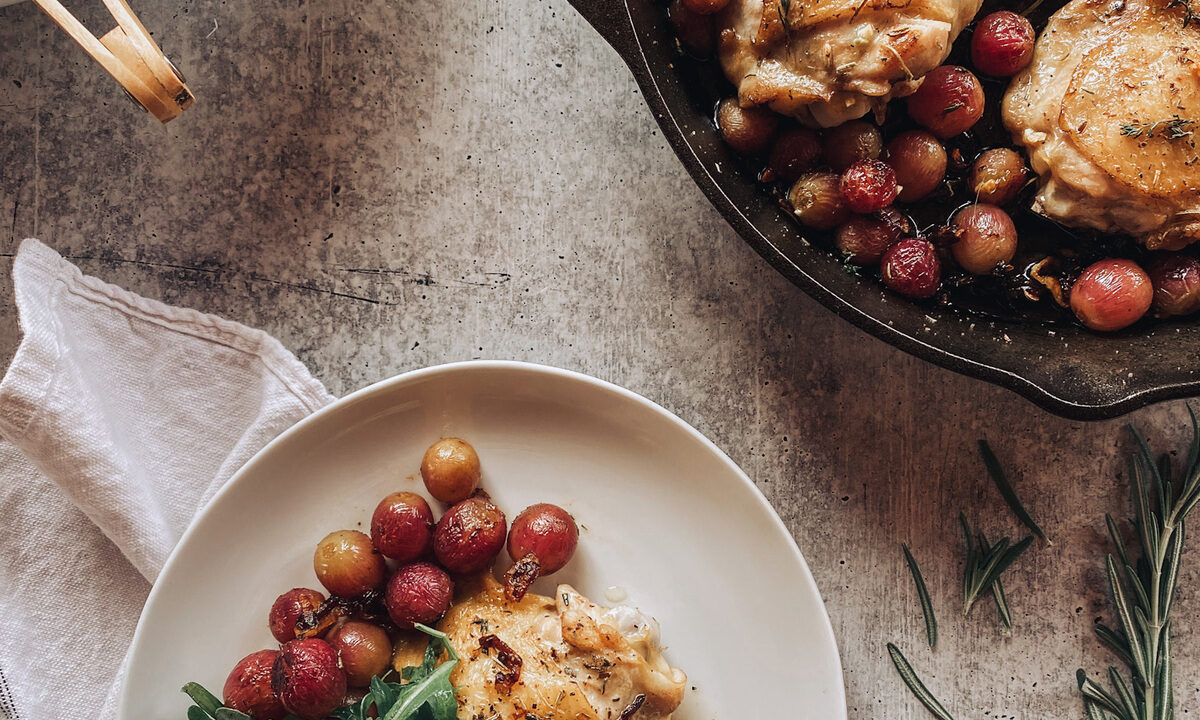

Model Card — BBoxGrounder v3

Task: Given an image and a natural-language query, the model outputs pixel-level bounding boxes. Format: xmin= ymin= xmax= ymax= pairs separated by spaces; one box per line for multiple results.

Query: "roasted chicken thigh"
xmin=1002 ymin=0 xmax=1200 ymax=249
xmin=717 ymin=0 xmax=983 ymax=126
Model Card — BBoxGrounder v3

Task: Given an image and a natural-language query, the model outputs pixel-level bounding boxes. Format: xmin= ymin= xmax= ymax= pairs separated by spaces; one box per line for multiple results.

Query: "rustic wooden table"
xmin=0 ymin=0 xmax=1195 ymax=717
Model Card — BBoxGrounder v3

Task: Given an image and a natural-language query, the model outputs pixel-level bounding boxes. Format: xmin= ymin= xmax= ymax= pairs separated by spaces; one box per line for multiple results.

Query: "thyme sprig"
xmin=960 ymin=513 xmax=1033 ymax=622
xmin=1079 ymin=414 xmax=1200 ymax=720
xmin=1119 ymin=116 xmax=1196 ymax=141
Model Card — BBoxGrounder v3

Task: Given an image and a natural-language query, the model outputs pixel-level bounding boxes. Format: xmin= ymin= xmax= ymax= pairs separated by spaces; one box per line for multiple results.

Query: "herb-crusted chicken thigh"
xmin=1002 ymin=0 xmax=1200 ymax=249
xmin=717 ymin=0 xmax=983 ymax=127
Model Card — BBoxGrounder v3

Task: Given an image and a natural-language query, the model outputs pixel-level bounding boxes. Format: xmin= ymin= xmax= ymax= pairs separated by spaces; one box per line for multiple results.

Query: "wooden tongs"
xmin=32 ymin=0 xmax=195 ymax=122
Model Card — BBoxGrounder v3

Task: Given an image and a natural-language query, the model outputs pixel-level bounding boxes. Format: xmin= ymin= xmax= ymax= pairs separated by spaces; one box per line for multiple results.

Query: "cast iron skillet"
xmin=566 ymin=0 xmax=1200 ymax=420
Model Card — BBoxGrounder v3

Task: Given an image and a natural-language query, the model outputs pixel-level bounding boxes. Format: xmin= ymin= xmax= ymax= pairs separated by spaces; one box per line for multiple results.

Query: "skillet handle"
xmin=566 ymin=0 xmax=640 ymax=64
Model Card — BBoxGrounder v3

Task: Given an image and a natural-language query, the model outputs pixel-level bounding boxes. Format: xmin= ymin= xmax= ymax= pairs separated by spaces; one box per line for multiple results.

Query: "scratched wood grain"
xmin=0 ymin=0 xmax=1196 ymax=716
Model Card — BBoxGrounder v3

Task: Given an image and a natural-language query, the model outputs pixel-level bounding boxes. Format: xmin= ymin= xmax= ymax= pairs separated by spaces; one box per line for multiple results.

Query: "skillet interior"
xmin=566 ymin=0 xmax=1200 ymax=419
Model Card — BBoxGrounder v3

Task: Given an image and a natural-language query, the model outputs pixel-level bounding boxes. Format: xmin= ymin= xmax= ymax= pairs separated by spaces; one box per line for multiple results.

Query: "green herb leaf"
xmin=979 ymin=439 xmax=1050 ymax=544
xmin=901 ymin=543 xmax=937 ymax=647
xmin=991 ymin=576 xmax=1012 ymax=629
xmin=187 ymin=707 xmax=211 ymax=720
xmin=887 ymin=643 xmax=955 ymax=720
xmin=214 ymin=709 xmax=253 ymax=720
xmin=182 ymin=683 xmax=223 ymax=718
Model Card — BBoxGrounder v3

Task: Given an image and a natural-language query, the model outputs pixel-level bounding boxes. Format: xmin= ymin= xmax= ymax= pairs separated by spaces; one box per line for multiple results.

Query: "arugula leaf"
xmin=182 ymin=683 xmax=223 ymax=717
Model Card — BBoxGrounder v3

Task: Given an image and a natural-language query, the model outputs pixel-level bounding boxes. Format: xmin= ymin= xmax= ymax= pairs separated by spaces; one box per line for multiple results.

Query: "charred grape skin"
xmin=906 ymin=66 xmax=985 ymax=139
xmin=507 ymin=503 xmax=579 ymax=575
xmin=326 ymin=621 xmax=393 ymax=688
xmin=950 ymin=204 xmax=1018 ymax=275
xmin=269 ymin=588 xmax=327 ymax=643
xmin=271 ymin=639 xmax=347 ymax=720
xmin=840 ymin=160 xmax=899 ymax=214
xmin=681 ymin=0 xmax=730 ymax=15
xmin=1070 ymin=259 xmax=1154 ymax=332
xmin=385 ymin=561 xmax=454 ymax=629
xmin=823 ymin=121 xmax=883 ymax=173
xmin=767 ymin=128 xmax=823 ymax=182
xmin=716 ymin=98 xmax=779 ymax=155
xmin=370 ymin=491 xmax=434 ymax=563
xmin=421 ymin=438 xmax=482 ymax=504
xmin=224 ymin=650 xmax=288 ymax=720
xmin=1147 ymin=254 xmax=1200 ymax=318
xmin=970 ymin=11 xmax=1036 ymax=78
xmin=788 ymin=172 xmax=851 ymax=230
xmin=433 ymin=497 xmax=508 ymax=574
xmin=313 ymin=530 xmax=387 ymax=598
xmin=835 ymin=213 xmax=905 ymax=265
xmin=885 ymin=130 xmax=947 ymax=203
xmin=968 ymin=148 xmax=1029 ymax=206
xmin=881 ymin=238 xmax=942 ymax=299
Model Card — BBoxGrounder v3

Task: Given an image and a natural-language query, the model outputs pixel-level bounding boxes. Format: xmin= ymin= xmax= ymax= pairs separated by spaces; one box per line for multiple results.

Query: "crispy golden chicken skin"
xmin=1002 ymin=0 xmax=1200 ymax=249
xmin=717 ymin=0 xmax=982 ymax=126
xmin=415 ymin=574 xmax=686 ymax=720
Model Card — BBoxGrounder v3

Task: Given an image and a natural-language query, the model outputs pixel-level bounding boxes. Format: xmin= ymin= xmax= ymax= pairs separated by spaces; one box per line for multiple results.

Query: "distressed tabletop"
xmin=0 ymin=0 xmax=1195 ymax=717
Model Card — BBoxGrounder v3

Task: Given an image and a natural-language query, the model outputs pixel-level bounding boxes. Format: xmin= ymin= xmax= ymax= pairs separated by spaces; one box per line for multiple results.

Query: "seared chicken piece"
xmin=1002 ymin=0 xmax=1200 ymax=249
xmin=717 ymin=0 xmax=983 ymax=126
xmin=427 ymin=574 xmax=686 ymax=720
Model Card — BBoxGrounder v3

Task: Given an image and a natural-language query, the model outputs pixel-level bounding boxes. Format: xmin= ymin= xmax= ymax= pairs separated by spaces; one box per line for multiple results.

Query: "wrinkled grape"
xmin=840 ymin=160 xmax=898 ymax=214
xmin=716 ymin=98 xmax=779 ymax=155
xmin=835 ymin=212 xmax=905 ymax=265
xmin=269 ymin=588 xmax=327 ymax=643
xmin=788 ymin=172 xmax=850 ymax=229
xmin=371 ymin=491 xmax=434 ymax=562
xmin=507 ymin=503 xmax=579 ymax=574
xmin=968 ymin=148 xmax=1029 ymax=206
xmin=385 ymin=561 xmax=454 ymax=629
xmin=421 ymin=438 xmax=481 ymax=504
xmin=881 ymin=238 xmax=942 ymax=298
xmin=271 ymin=639 xmax=347 ymax=720
xmin=1147 ymin=254 xmax=1200 ymax=318
xmin=433 ymin=497 xmax=507 ymax=574
xmin=971 ymin=12 xmax=1036 ymax=78
xmin=885 ymin=130 xmax=947 ymax=203
xmin=225 ymin=650 xmax=287 ymax=720
xmin=768 ymin=128 xmax=822 ymax=182
xmin=823 ymin=121 xmax=882 ymax=173
xmin=326 ymin=621 xmax=393 ymax=687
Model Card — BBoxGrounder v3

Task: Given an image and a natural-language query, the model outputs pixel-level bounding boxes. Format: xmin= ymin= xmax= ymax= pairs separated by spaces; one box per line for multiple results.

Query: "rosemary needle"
xmin=887 ymin=643 xmax=955 ymax=720
xmin=901 ymin=543 xmax=937 ymax=647
xmin=979 ymin=439 xmax=1050 ymax=544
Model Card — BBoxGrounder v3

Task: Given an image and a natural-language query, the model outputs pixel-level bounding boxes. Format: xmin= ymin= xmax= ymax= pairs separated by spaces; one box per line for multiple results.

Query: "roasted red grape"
xmin=1070 ymin=259 xmax=1153 ymax=331
xmin=840 ymin=160 xmax=898 ymax=214
xmin=271 ymin=639 xmax=347 ymax=720
xmin=313 ymin=530 xmax=386 ymax=598
xmin=224 ymin=650 xmax=287 ymax=720
xmin=668 ymin=0 xmax=715 ymax=57
xmin=885 ymin=130 xmax=947 ymax=203
xmin=433 ymin=497 xmax=508 ymax=573
xmin=767 ymin=128 xmax=822 ymax=182
xmin=326 ymin=621 xmax=393 ymax=687
xmin=969 ymin=148 xmax=1029 ymax=206
xmin=881 ymin=238 xmax=942 ymax=299
xmin=971 ymin=12 xmax=1036 ymax=78
xmin=950 ymin=204 xmax=1018 ymax=275
xmin=371 ymin=491 xmax=434 ymax=562
xmin=906 ymin=66 xmax=985 ymax=138
xmin=716 ymin=98 xmax=778 ymax=155
xmin=508 ymin=503 xmax=579 ymax=574
xmin=788 ymin=173 xmax=850 ymax=229
xmin=421 ymin=438 xmax=482 ymax=504
xmin=823 ymin=121 xmax=882 ymax=173
xmin=1147 ymin=254 xmax=1200 ymax=318
xmin=269 ymin=588 xmax=327 ymax=643
xmin=835 ymin=213 xmax=904 ymax=265
xmin=385 ymin=561 xmax=454 ymax=628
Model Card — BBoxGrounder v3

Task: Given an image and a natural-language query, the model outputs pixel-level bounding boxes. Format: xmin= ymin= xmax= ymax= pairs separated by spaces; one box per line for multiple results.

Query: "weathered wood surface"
xmin=0 ymin=0 xmax=1195 ymax=716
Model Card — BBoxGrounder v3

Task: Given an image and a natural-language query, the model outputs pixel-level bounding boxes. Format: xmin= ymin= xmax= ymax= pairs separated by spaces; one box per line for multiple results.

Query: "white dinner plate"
xmin=118 ymin=361 xmax=846 ymax=719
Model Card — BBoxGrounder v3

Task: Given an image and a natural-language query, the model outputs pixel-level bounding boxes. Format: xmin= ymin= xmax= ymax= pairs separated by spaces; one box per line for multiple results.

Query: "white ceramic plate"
xmin=118 ymin=361 xmax=846 ymax=720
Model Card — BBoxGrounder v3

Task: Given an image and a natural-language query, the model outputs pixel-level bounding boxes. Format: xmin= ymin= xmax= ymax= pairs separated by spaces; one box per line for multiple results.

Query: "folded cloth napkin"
xmin=0 ymin=239 xmax=335 ymax=720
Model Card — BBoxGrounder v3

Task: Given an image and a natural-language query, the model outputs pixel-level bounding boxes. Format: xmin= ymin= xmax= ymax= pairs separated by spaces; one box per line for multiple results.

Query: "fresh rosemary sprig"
xmin=887 ymin=643 xmax=956 ymax=720
xmin=902 ymin=543 xmax=937 ymax=647
xmin=960 ymin=513 xmax=1033 ymax=621
xmin=1078 ymin=415 xmax=1200 ymax=720
xmin=1119 ymin=116 xmax=1196 ymax=141
xmin=979 ymin=439 xmax=1049 ymax=544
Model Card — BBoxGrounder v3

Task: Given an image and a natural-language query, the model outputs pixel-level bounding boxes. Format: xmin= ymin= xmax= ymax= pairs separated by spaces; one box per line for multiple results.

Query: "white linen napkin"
xmin=0 ymin=239 xmax=335 ymax=720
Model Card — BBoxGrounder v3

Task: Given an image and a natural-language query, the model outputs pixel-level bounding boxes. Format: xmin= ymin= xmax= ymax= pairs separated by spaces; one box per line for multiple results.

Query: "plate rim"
xmin=117 ymin=359 xmax=848 ymax=719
